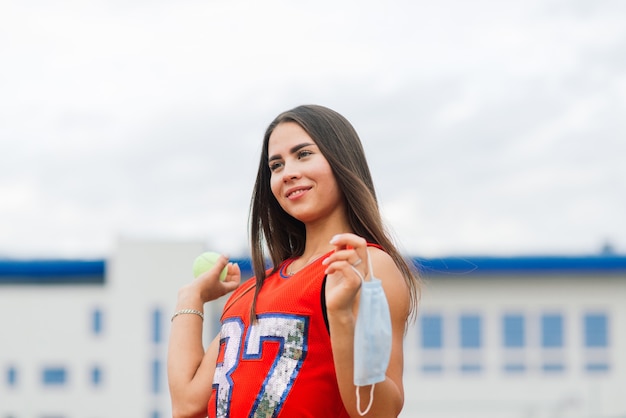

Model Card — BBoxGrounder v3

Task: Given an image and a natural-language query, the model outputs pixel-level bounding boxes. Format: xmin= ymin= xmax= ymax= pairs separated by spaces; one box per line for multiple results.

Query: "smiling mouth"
xmin=287 ymin=188 xmax=311 ymax=199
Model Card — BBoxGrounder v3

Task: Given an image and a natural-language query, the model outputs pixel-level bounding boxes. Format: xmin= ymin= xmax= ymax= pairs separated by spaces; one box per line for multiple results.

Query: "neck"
xmin=285 ymin=209 xmax=352 ymax=276
xmin=285 ymin=213 xmax=352 ymax=275
xmin=300 ymin=214 xmax=352 ymax=259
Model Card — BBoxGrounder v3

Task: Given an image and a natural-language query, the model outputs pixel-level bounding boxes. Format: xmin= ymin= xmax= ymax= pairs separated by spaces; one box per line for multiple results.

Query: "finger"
xmin=224 ymin=263 xmax=241 ymax=284
xmin=329 ymin=234 xmax=370 ymax=277
xmin=323 ymin=251 xmax=362 ymax=271
xmin=214 ymin=254 xmax=229 ymax=271
xmin=227 ymin=261 xmax=241 ymax=277
xmin=324 ymin=259 xmax=354 ymax=274
xmin=329 ymin=234 xmax=368 ymax=263
xmin=324 ymin=258 xmax=364 ymax=282
xmin=323 ymin=247 xmax=356 ymax=263
xmin=221 ymin=265 xmax=241 ymax=292
xmin=329 ymin=233 xmax=367 ymax=249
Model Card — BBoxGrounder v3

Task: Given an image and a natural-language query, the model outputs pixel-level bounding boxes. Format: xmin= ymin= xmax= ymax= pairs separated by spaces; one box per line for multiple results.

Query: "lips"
xmin=285 ymin=186 xmax=312 ymax=199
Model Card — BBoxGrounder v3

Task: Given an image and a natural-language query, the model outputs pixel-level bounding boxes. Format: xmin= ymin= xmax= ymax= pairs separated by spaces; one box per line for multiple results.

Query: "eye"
xmin=269 ymin=161 xmax=283 ymax=172
xmin=297 ymin=149 xmax=313 ymax=159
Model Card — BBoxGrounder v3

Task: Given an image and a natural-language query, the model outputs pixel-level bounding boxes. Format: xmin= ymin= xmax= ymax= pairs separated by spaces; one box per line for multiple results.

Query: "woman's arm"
xmin=167 ymin=256 xmax=241 ymax=418
xmin=324 ymin=234 xmax=409 ymax=418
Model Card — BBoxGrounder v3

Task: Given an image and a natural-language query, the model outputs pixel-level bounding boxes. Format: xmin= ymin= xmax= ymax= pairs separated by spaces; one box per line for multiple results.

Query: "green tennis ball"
xmin=193 ymin=251 xmax=227 ymax=281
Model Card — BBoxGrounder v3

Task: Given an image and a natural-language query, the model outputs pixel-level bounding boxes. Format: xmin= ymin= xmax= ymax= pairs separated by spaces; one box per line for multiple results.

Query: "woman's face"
xmin=267 ymin=122 xmax=345 ymax=226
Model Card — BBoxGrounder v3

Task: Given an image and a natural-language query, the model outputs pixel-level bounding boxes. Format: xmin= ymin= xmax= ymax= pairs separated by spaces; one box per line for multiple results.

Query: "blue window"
xmin=7 ymin=365 xmax=17 ymax=386
xmin=421 ymin=314 xmax=443 ymax=349
xmin=586 ymin=363 xmax=609 ymax=372
xmin=584 ymin=313 xmax=608 ymax=348
xmin=420 ymin=314 xmax=444 ymax=374
xmin=503 ymin=314 xmax=524 ymax=348
xmin=421 ymin=364 xmax=443 ymax=373
xmin=91 ymin=365 xmax=103 ymax=386
xmin=543 ymin=363 xmax=565 ymax=372
xmin=541 ymin=313 xmax=565 ymax=373
xmin=151 ymin=359 xmax=161 ymax=394
xmin=152 ymin=308 xmax=162 ymax=345
xmin=583 ymin=312 xmax=610 ymax=373
xmin=459 ymin=314 xmax=482 ymax=373
xmin=42 ymin=367 xmax=67 ymax=386
xmin=460 ymin=364 xmax=481 ymax=373
xmin=460 ymin=315 xmax=481 ymax=349
xmin=211 ymin=309 xmax=223 ymax=338
xmin=504 ymin=364 xmax=526 ymax=373
xmin=92 ymin=308 xmax=103 ymax=335
xmin=502 ymin=314 xmax=525 ymax=373
xmin=541 ymin=314 xmax=563 ymax=348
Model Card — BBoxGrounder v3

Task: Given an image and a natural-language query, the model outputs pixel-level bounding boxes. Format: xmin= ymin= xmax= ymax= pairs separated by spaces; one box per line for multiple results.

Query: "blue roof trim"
xmin=414 ymin=255 xmax=626 ymax=277
xmin=230 ymin=257 xmax=253 ymax=275
xmin=0 ymin=259 xmax=105 ymax=284
xmin=1 ymin=255 xmax=625 ymax=284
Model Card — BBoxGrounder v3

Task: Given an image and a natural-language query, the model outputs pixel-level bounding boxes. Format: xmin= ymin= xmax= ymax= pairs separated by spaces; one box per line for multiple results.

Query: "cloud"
xmin=1 ymin=0 xmax=625 ymax=258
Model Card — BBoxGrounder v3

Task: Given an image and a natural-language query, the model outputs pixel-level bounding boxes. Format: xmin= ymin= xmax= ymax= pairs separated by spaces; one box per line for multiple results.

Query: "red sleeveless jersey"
xmin=207 ymin=251 xmax=350 ymax=418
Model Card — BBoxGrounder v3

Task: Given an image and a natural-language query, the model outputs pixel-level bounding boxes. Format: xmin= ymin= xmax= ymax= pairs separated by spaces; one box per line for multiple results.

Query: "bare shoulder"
xmin=367 ymin=247 xmax=410 ymax=312
xmin=367 ymin=246 xmax=404 ymax=281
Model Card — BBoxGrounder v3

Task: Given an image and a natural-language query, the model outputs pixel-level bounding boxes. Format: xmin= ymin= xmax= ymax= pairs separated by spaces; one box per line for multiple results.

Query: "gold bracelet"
xmin=171 ymin=309 xmax=204 ymax=322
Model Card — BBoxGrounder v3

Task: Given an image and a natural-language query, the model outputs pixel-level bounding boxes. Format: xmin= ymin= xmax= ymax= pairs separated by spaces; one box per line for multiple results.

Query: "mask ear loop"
xmin=349 ymin=247 xmax=371 ymax=282
xmin=351 ymin=249 xmax=377 ymax=416
xmin=356 ymin=383 xmax=376 ymax=416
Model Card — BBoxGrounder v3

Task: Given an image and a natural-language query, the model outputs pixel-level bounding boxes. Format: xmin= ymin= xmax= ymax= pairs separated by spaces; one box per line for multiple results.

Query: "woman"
xmin=168 ymin=104 xmax=420 ymax=417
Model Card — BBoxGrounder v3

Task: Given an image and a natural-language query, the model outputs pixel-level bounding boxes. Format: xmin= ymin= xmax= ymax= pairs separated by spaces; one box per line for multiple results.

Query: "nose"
xmin=281 ymin=161 xmax=301 ymax=182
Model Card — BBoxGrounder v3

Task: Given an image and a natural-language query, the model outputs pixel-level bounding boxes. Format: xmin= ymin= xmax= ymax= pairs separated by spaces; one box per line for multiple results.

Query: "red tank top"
xmin=207 ymin=251 xmax=351 ymax=417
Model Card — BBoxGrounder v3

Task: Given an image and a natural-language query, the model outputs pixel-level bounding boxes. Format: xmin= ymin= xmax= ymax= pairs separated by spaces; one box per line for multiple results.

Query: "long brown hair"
xmin=249 ymin=104 xmax=420 ymax=321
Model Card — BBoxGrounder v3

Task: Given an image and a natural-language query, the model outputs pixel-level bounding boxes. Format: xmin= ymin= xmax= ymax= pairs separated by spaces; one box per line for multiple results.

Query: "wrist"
xmin=176 ymin=285 xmax=205 ymax=309
xmin=326 ymin=308 xmax=355 ymax=327
xmin=171 ymin=308 xmax=204 ymax=322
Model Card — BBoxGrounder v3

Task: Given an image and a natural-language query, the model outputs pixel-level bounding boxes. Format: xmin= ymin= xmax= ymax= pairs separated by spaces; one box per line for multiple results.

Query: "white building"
xmin=1 ymin=239 xmax=625 ymax=418
xmin=404 ymin=255 xmax=626 ymax=418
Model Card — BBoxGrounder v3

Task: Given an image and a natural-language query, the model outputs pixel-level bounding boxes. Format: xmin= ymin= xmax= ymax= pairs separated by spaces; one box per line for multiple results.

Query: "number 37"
xmin=213 ymin=314 xmax=309 ymax=417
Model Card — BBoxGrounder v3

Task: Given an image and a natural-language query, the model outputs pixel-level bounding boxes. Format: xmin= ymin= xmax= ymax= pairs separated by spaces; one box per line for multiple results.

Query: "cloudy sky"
xmin=1 ymin=0 xmax=625 ymax=259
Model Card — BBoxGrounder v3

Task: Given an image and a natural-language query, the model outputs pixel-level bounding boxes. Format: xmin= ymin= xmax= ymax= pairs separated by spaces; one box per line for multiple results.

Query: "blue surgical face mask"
xmin=352 ymin=251 xmax=392 ymax=416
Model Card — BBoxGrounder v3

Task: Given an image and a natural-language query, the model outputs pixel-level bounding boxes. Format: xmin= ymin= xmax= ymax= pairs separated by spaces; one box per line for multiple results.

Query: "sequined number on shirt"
xmin=214 ymin=314 xmax=309 ymax=418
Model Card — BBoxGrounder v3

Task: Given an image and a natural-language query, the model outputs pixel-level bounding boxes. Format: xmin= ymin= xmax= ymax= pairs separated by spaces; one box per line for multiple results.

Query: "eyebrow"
xmin=268 ymin=142 xmax=316 ymax=162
